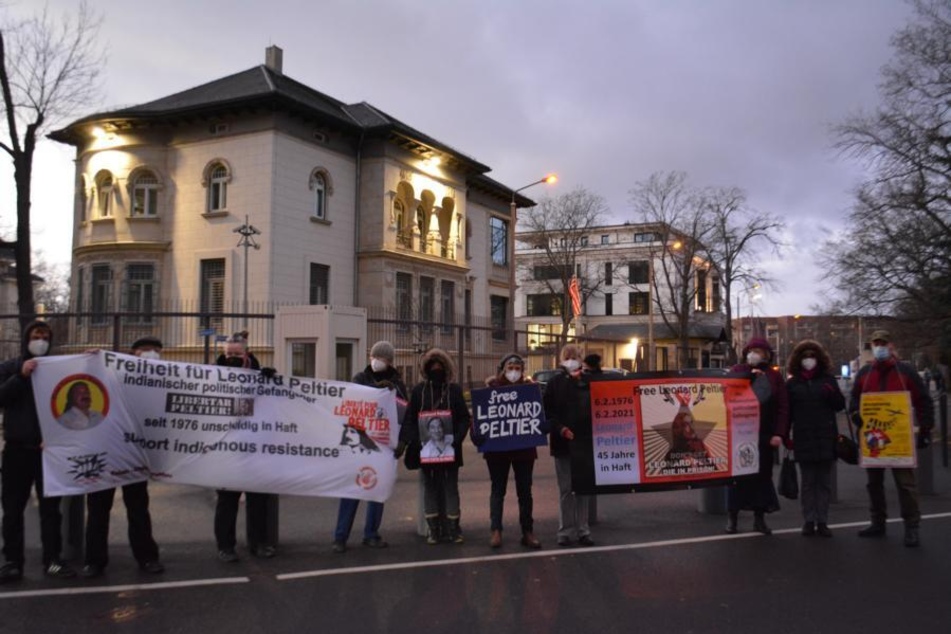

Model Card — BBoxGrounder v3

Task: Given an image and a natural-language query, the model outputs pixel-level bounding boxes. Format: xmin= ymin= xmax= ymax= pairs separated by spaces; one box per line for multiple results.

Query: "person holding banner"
xmin=82 ymin=336 xmax=166 ymax=578
xmin=332 ymin=341 xmax=407 ymax=553
xmin=402 ymin=348 xmax=470 ymax=545
xmin=213 ymin=334 xmax=277 ymax=562
xmin=786 ymin=340 xmax=845 ymax=537
xmin=850 ymin=330 xmax=934 ymax=548
xmin=544 ymin=344 xmax=596 ymax=547
xmin=0 ymin=320 xmax=76 ymax=582
xmin=477 ymin=353 xmax=542 ymax=550
xmin=726 ymin=337 xmax=789 ymax=536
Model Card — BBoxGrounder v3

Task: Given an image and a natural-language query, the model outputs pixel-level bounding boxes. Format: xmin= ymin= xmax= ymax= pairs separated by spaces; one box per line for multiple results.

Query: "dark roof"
xmin=587 ymin=322 xmax=727 ymax=342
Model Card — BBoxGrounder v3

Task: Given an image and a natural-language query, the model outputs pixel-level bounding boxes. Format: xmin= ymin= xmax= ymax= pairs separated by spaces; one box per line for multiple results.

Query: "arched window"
xmin=96 ymin=171 xmax=114 ymax=218
xmin=394 ymin=199 xmax=411 ymax=248
xmin=203 ymin=161 xmax=231 ymax=212
xmin=131 ymin=169 xmax=160 ymax=217
xmin=309 ymin=168 xmax=333 ymax=221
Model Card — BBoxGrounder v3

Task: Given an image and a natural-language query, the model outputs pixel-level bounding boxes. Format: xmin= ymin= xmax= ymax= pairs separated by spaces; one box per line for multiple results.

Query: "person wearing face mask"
xmin=850 ymin=330 xmax=934 ymax=547
xmin=543 ymin=344 xmax=595 ymax=547
xmin=786 ymin=340 xmax=845 ymax=537
xmin=726 ymin=337 xmax=789 ymax=536
xmin=81 ymin=337 xmax=165 ymax=578
xmin=476 ymin=354 xmax=541 ymax=549
xmin=331 ymin=341 xmax=407 ymax=553
xmin=213 ymin=334 xmax=277 ymax=562
xmin=401 ymin=348 xmax=471 ymax=544
xmin=0 ymin=321 xmax=76 ymax=583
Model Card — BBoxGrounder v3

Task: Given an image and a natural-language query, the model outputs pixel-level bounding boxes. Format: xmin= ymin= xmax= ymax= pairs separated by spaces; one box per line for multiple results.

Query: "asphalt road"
xmin=1 ymin=439 xmax=950 ymax=634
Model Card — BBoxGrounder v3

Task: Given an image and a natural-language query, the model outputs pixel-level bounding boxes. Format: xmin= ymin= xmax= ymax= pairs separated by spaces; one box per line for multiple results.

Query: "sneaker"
xmin=801 ymin=522 xmax=816 ymax=536
xmin=361 ymin=537 xmax=388 ymax=549
xmin=217 ymin=549 xmax=240 ymax=563
xmin=577 ymin=535 xmax=595 ymax=547
xmin=81 ymin=563 xmax=104 ymax=578
xmin=139 ymin=560 xmax=165 ymax=574
xmin=332 ymin=541 xmax=347 ymax=554
xmin=0 ymin=562 xmax=23 ymax=584
xmin=816 ymin=524 xmax=833 ymax=538
xmin=45 ymin=561 xmax=77 ymax=579
xmin=251 ymin=545 xmax=277 ymax=558
xmin=858 ymin=523 xmax=886 ymax=538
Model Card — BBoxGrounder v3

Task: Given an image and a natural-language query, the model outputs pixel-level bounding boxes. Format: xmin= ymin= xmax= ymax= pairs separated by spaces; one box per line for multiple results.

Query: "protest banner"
xmin=573 ymin=371 xmax=760 ymax=494
xmin=34 ymin=351 xmax=399 ymax=502
xmin=470 ymin=383 xmax=548 ymax=453
xmin=858 ymin=391 xmax=916 ymax=468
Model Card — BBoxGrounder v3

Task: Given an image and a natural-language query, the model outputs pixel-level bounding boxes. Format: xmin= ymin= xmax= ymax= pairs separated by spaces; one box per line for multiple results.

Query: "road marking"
xmin=276 ymin=512 xmax=951 ymax=581
xmin=0 ymin=576 xmax=250 ymax=600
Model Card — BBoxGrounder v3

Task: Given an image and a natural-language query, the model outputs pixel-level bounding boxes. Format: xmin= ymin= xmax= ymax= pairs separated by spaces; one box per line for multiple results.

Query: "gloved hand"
xmin=394 ymin=440 xmax=406 ymax=459
xmin=376 ymin=380 xmax=394 ymax=390
xmin=917 ymin=431 xmax=932 ymax=450
xmin=851 ymin=412 xmax=863 ymax=429
xmin=260 ymin=367 xmax=278 ymax=379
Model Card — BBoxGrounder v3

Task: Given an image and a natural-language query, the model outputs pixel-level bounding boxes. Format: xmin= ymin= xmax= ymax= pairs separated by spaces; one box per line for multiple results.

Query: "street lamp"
xmin=508 ymin=173 xmax=557 ymax=348
xmin=234 ymin=215 xmax=261 ymax=328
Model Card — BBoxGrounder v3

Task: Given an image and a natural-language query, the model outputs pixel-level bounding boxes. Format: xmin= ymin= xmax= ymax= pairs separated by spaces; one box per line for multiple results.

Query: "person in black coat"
xmin=786 ymin=340 xmax=845 ymax=537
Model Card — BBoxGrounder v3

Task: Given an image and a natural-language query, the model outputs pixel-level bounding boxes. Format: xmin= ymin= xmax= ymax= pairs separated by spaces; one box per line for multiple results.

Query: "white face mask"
xmin=801 ymin=357 xmax=817 ymax=371
xmin=370 ymin=358 xmax=388 ymax=373
xmin=28 ymin=339 xmax=49 ymax=357
xmin=872 ymin=346 xmax=890 ymax=361
xmin=562 ymin=359 xmax=581 ymax=373
xmin=504 ymin=369 xmax=522 ymax=383
xmin=746 ymin=352 xmax=763 ymax=367
xmin=139 ymin=350 xmax=161 ymax=360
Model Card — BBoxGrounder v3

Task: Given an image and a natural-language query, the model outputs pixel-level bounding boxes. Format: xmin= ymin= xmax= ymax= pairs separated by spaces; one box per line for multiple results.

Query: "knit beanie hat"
xmin=370 ymin=340 xmax=395 ymax=364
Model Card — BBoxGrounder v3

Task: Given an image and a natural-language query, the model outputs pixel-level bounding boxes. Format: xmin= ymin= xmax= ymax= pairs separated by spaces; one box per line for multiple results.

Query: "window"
xmin=696 ymin=269 xmax=708 ymax=312
xmin=91 ymin=264 xmax=113 ymax=325
xmin=291 ymin=342 xmax=316 ymax=378
xmin=526 ymin=293 xmax=563 ymax=317
xmin=605 ymin=293 xmax=613 ymax=316
xmin=75 ymin=267 xmax=85 ymax=324
xmin=310 ymin=171 xmax=328 ymax=220
xmin=123 ymin=263 xmax=156 ymax=324
xmin=309 ymin=263 xmax=330 ymax=304
xmin=533 ymin=264 xmax=572 ymax=280
xmin=419 ymin=276 xmax=434 ymax=332
xmin=490 ymin=217 xmax=508 ymax=266
xmin=96 ymin=173 xmax=114 ymax=218
xmin=206 ymin=162 xmax=229 ymax=212
xmin=131 ymin=170 xmax=159 ymax=217
xmin=601 ymin=235 xmax=610 ymax=245
xmin=200 ymin=258 xmax=226 ymax=330
xmin=712 ymin=276 xmax=721 ymax=312
xmin=464 ymin=289 xmax=472 ymax=344
xmin=629 ymin=291 xmax=649 ymax=315
xmin=628 ymin=261 xmax=649 ymax=284
xmin=440 ymin=281 xmax=455 ymax=334
xmin=580 ymin=236 xmax=589 ymax=247
xmin=396 ymin=273 xmax=412 ymax=331
xmin=634 ymin=232 xmax=658 ymax=243
xmin=605 ymin=262 xmax=613 ymax=286
xmin=395 ymin=200 xmax=412 ymax=248
xmin=490 ymin=296 xmax=508 ymax=341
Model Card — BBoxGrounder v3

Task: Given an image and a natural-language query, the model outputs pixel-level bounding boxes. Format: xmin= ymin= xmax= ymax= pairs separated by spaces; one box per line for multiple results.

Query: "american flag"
xmin=568 ymin=276 xmax=582 ymax=317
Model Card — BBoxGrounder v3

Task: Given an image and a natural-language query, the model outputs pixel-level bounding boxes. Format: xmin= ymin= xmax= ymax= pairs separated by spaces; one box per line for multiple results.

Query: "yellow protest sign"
xmin=858 ymin=391 xmax=916 ymax=468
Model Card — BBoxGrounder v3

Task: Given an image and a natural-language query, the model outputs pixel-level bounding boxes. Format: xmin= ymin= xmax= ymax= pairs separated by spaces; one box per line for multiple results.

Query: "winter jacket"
xmin=787 ymin=373 xmax=845 ymax=462
xmin=401 ymin=348 xmax=471 ymax=467
xmin=477 ymin=375 xmax=539 ymax=463
xmin=850 ymin=356 xmax=934 ymax=431
xmin=731 ymin=361 xmax=790 ymax=442
xmin=0 ymin=320 xmax=53 ymax=447
xmin=352 ymin=364 xmax=408 ymax=401
xmin=543 ymin=367 xmax=593 ymax=458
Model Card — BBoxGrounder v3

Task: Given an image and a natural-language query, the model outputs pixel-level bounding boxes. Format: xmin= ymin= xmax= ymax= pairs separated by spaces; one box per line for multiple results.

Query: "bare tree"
xmin=33 ymin=255 xmax=69 ymax=313
xmin=518 ymin=187 xmax=609 ymax=344
xmin=0 ymin=2 xmax=103 ymax=325
xmin=700 ymin=186 xmax=785 ymax=362
xmin=629 ymin=172 xmax=714 ymax=369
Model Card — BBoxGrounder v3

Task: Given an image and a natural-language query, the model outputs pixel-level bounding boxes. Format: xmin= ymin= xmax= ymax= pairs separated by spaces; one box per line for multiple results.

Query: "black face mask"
xmin=429 ymin=369 xmax=446 ymax=383
xmin=224 ymin=356 xmax=245 ymax=368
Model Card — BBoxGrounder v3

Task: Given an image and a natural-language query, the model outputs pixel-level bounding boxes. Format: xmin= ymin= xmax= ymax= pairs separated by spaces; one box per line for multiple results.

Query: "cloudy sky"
xmin=4 ymin=0 xmax=914 ymax=316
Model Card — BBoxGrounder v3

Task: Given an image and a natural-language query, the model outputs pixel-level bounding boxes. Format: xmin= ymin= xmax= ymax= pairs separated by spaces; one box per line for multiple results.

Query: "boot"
xmin=857 ymin=522 xmax=886 ymax=538
xmin=753 ymin=513 xmax=772 ymax=535
xmin=903 ymin=524 xmax=920 ymax=548
xmin=520 ymin=531 xmax=541 ymax=549
xmin=447 ymin=515 xmax=464 ymax=544
xmin=725 ymin=511 xmax=739 ymax=534
xmin=439 ymin=516 xmax=453 ymax=543
xmin=425 ymin=516 xmax=441 ymax=545
xmin=490 ymin=529 xmax=502 ymax=548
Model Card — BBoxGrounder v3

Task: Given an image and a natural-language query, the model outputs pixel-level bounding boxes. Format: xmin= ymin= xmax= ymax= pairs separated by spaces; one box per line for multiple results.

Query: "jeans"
xmin=422 ymin=467 xmax=460 ymax=518
xmin=799 ymin=461 xmax=833 ymax=524
xmin=214 ymin=491 xmax=273 ymax=551
xmin=334 ymin=498 xmax=385 ymax=543
xmin=1 ymin=445 xmax=64 ymax=566
xmin=866 ymin=467 xmax=920 ymax=526
xmin=85 ymin=482 xmax=160 ymax=567
xmin=487 ymin=458 xmax=534 ymax=532
xmin=554 ymin=456 xmax=590 ymax=539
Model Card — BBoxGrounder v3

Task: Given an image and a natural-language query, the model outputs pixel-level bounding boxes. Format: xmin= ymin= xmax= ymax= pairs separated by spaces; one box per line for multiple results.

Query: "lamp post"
xmin=509 ymin=174 xmax=557 ymax=349
xmin=234 ymin=215 xmax=261 ymax=329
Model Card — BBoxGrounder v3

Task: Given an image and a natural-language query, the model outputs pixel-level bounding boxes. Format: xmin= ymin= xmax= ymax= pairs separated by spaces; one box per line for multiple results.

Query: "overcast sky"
xmin=4 ymin=0 xmax=914 ymax=316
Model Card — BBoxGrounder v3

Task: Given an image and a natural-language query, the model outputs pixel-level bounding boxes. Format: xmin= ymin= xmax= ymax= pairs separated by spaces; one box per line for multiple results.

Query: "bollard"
xmin=918 ymin=442 xmax=934 ymax=496
xmin=697 ymin=485 xmax=727 ymax=514
xmin=60 ymin=495 xmax=85 ymax=561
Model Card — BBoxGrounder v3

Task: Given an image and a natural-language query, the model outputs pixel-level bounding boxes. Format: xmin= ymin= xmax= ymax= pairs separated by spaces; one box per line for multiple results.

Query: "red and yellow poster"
xmin=859 ymin=391 xmax=916 ymax=468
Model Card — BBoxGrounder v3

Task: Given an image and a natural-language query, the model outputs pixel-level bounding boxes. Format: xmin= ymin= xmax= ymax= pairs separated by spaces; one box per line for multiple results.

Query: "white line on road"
xmin=276 ymin=512 xmax=951 ymax=582
xmin=0 ymin=575 xmax=250 ymax=600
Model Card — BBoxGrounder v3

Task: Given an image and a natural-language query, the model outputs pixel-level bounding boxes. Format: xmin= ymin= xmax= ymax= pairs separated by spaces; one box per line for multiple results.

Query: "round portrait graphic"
xmin=50 ymin=374 xmax=110 ymax=431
